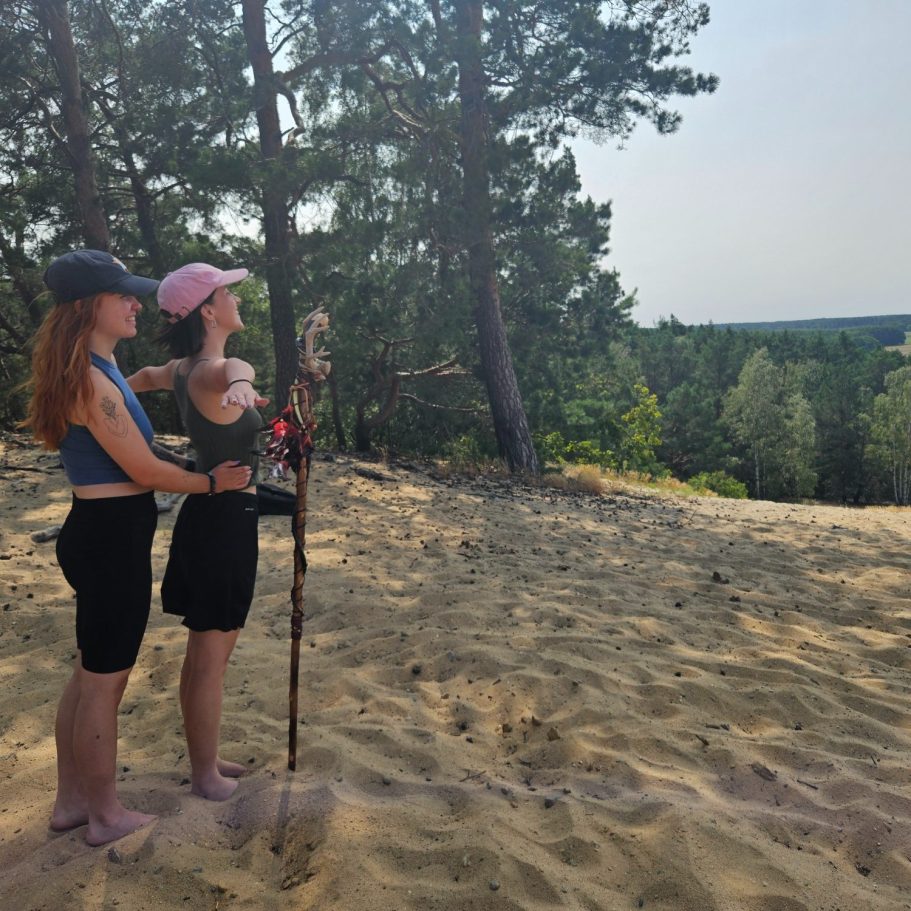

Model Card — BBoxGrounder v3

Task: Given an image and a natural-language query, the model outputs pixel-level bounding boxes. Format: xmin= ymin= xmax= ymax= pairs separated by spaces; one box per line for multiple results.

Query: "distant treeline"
xmin=717 ymin=315 xmax=911 ymax=349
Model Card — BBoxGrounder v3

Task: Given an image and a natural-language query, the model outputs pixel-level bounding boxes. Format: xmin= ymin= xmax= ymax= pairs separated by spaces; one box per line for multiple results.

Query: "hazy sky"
xmin=573 ymin=1 xmax=911 ymax=327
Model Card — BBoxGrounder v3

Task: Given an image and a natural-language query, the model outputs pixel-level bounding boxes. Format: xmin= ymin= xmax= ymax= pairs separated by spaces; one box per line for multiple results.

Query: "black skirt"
xmin=161 ymin=491 xmax=259 ymax=632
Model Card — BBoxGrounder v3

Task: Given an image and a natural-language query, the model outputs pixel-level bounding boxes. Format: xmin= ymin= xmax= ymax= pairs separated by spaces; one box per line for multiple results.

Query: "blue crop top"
xmin=58 ymin=352 xmax=155 ymax=485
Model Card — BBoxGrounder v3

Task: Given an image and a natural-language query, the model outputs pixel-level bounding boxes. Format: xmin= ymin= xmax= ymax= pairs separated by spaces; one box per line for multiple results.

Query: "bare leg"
xmin=181 ymin=629 xmax=241 ymax=801
xmin=180 ymin=631 xmax=247 ymax=778
xmin=178 ymin=651 xmax=244 ymax=779
xmin=73 ymin=664 xmax=156 ymax=846
xmin=50 ymin=662 xmax=88 ymax=831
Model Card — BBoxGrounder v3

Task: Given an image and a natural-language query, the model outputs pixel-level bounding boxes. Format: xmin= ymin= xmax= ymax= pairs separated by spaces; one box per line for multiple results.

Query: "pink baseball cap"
xmin=157 ymin=262 xmax=249 ymax=323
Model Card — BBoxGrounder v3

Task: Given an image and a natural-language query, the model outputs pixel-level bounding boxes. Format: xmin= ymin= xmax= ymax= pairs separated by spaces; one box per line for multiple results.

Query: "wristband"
xmin=226 ymin=378 xmax=252 ymax=388
xmin=207 ymin=471 xmax=216 ymax=495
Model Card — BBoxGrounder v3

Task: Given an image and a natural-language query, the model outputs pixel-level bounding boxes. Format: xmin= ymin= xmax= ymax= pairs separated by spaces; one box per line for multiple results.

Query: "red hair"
xmin=21 ymin=295 xmax=102 ymax=450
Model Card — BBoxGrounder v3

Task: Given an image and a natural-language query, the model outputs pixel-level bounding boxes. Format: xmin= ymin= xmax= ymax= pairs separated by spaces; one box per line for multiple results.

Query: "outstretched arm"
xmin=126 ymin=360 xmax=179 ymax=393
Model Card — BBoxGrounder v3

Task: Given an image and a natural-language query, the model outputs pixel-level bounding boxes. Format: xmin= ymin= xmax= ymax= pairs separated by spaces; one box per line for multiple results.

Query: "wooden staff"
xmin=263 ymin=308 xmax=330 ymax=770
xmin=288 ymin=382 xmax=311 ymax=772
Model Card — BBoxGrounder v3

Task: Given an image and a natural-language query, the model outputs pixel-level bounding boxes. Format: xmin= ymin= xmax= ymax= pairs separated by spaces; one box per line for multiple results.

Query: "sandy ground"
xmin=1 ymin=432 xmax=911 ymax=911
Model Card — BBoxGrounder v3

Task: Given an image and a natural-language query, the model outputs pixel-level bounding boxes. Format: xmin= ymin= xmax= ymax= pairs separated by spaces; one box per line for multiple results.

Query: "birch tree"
xmin=869 ymin=365 xmax=911 ymax=505
xmin=723 ymin=348 xmax=817 ymax=500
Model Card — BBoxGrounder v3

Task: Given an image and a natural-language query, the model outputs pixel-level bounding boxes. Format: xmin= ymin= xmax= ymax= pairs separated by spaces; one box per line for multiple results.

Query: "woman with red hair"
xmin=22 ymin=250 xmax=251 ymax=846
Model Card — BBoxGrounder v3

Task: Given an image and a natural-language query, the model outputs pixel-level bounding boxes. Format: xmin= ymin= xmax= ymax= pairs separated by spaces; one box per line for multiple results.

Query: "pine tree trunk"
xmin=123 ymin=149 xmax=165 ymax=276
xmin=40 ymin=0 xmax=110 ymax=251
xmin=452 ymin=0 xmax=538 ymax=474
xmin=240 ymin=0 xmax=298 ymax=402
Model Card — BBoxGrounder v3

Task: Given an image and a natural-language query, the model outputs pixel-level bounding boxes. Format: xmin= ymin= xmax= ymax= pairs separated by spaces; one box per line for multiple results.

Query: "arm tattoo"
xmin=100 ymin=395 xmax=128 ymax=438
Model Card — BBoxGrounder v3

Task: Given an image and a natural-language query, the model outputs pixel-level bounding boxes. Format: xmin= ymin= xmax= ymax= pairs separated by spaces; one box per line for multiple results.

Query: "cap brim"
xmin=108 ymin=273 xmax=160 ymax=297
xmin=219 ymin=268 xmax=249 ymax=286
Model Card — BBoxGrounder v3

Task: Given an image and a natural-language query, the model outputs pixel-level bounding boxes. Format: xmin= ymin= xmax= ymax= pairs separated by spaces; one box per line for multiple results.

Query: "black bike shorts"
xmin=56 ymin=492 xmax=158 ymax=674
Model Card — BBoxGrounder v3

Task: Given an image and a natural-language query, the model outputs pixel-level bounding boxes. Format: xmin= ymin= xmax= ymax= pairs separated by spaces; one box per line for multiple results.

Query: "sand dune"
xmin=1 ymin=433 xmax=910 ymax=910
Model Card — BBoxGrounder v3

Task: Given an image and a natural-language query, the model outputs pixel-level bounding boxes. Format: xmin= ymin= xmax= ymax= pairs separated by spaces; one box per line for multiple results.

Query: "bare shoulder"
xmin=86 ymin=362 xmax=120 ymax=399
xmin=193 ymin=356 xmax=229 ymax=384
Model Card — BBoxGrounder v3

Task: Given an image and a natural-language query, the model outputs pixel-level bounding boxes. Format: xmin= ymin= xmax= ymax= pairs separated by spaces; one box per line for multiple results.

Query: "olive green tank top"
xmin=174 ymin=359 xmax=263 ymax=479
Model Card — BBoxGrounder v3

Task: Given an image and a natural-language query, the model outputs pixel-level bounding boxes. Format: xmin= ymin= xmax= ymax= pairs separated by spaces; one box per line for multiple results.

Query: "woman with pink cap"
xmin=128 ymin=262 xmax=267 ymax=801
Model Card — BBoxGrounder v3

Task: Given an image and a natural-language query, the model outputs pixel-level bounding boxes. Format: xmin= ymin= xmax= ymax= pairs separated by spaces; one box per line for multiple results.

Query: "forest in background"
xmin=2 ymin=1 xmax=910 ymax=504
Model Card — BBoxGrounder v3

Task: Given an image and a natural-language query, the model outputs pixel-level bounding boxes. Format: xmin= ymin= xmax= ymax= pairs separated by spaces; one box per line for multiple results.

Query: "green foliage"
xmin=534 ymin=431 xmax=615 ymax=470
xmin=618 ymin=383 xmax=663 ymax=474
xmin=688 ymin=471 xmax=748 ymax=499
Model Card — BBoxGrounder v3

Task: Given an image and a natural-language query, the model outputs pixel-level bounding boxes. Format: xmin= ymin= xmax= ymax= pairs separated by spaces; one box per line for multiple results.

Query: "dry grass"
xmin=539 ymin=464 xmax=713 ymax=499
xmin=538 ymin=465 xmax=605 ymax=495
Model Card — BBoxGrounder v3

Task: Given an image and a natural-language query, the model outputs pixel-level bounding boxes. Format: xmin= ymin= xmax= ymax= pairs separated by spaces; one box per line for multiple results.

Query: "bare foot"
xmin=50 ymin=797 xmax=89 ymax=832
xmin=85 ymin=810 xmax=156 ymax=847
xmin=191 ymin=772 xmax=238 ymax=802
xmin=216 ymin=757 xmax=246 ymax=778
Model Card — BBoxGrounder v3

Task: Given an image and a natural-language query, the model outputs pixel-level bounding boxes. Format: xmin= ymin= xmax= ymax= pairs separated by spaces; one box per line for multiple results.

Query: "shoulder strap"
xmin=177 ymin=356 xmax=211 ymax=379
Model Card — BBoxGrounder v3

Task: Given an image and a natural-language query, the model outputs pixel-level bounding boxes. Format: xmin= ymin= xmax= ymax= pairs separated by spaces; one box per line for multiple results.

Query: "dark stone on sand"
xmin=489 ymin=880 xmax=500 ymax=891
xmin=107 ymin=847 xmax=123 ymax=863
xmin=544 ymin=797 xmax=556 ymax=809
xmin=751 ymin=763 xmax=777 ymax=781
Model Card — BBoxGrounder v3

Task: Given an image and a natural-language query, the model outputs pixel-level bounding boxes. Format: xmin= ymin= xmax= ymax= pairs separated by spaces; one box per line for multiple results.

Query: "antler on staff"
xmin=263 ymin=307 xmax=331 ymax=478
xmin=300 ymin=306 xmax=331 ymax=380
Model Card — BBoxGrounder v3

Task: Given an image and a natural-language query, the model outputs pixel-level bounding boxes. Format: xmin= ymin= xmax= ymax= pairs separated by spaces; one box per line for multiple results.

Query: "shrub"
xmin=534 ymin=431 xmax=616 ymax=469
xmin=688 ymin=470 xmax=748 ymax=499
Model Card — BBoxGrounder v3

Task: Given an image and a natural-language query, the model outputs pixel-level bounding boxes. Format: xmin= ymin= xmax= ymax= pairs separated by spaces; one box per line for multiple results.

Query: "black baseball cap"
xmin=43 ymin=249 xmax=160 ymax=302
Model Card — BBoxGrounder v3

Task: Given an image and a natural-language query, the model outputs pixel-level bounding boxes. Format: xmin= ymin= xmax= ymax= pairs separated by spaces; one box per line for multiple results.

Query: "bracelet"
xmin=207 ymin=471 xmax=216 ymax=495
xmin=226 ymin=378 xmax=252 ymax=388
